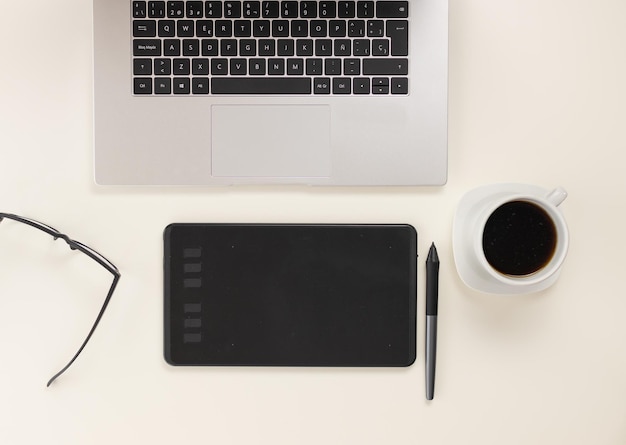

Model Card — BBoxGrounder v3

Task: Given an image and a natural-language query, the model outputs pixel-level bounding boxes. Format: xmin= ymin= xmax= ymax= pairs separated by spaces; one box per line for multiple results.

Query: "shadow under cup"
xmin=479 ymin=199 xmax=566 ymax=281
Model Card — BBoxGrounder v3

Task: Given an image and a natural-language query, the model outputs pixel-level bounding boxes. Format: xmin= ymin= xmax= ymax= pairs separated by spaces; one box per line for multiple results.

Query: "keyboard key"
xmin=344 ymin=58 xmax=361 ymax=75
xmin=314 ymin=77 xmax=331 ymax=94
xmin=192 ymin=78 xmax=210 ymax=94
xmin=353 ymin=77 xmax=371 ymax=94
xmin=353 ymin=39 xmax=370 ymax=56
xmin=196 ymin=20 xmax=214 ymax=37
xmin=315 ymin=39 xmax=332 ymax=56
xmin=243 ymin=1 xmax=261 ymax=17
xmin=234 ymin=20 xmax=252 ymax=37
xmin=287 ymin=58 xmax=304 ymax=75
xmin=296 ymin=39 xmax=313 ymax=56
xmin=272 ymin=20 xmax=289 ymax=37
xmin=230 ymin=58 xmax=248 ymax=75
xmin=373 ymin=84 xmax=389 ymax=94
xmin=211 ymin=78 xmax=312 ymax=94
xmin=177 ymin=20 xmax=195 ymax=36
xmin=291 ymin=20 xmax=308 ymax=37
xmin=205 ymin=1 xmax=222 ymax=17
xmin=163 ymin=39 xmax=180 ymax=55
xmin=133 ymin=39 xmax=161 ymax=56
xmin=357 ymin=1 xmax=374 ymax=18
xmin=319 ymin=1 xmax=336 ymax=18
xmin=363 ymin=58 xmax=408 ymax=75
xmin=333 ymin=78 xmax=351 ymax=94
xmin=325 ymin=58 xmax=342 ymax=75
xmin=211 ymin=58 xmax=228 ymax=75
xmin=376 ymin=1 xmax=408 ymax=18
xmin=192 ymin=58 xmax=210 ymax=75
xmin=281 ymin=1 xmax=298 ymax=18
xmin=368 ymin=20 xmax=384 ymax=37
xmin=277 ymin=39 xmax=294 ymax=56
xmin=133 ymin=1 xmax=147 ymax=18
xmin=133 ymin=58 xmax=152 ymax=75
xmin=158 ymin=20 xmax=175 ymax=36
xmin=258 ymin=39 xmax=276 ymax=55
xmin=334 ymin=39 xmax=351 ymax=56
xmin=148 ymin=1 xmax=166 ymax=17
xmin=268 ymin=58 xmax=285 ymax=75
xmin=167 ymin=1 xmax=184 ymax=17
xmin=173 ymin=58 xmax=190 ymax=75
xmin=310 ymin=20 xmax=328 ymax=37
xmin=249 ymin=58 xmax=267 ymax=74
xmin=215 ymin=20 xmax=233 ymax=36
xmin=300 ymin=1 xmax=317 ymax=18
xmin=173 ymin=78 xmax=191 ymax=94
xmin=387 ymin=20 xmax=408 ymax=56
xmin=372 ymin=78 xmax=390 ymax=94
xmin=220 ymin=39 xmax=238 ymax=56
xmin=183 ymin=39 xmax=200 ymax=56
xmin=134 ymin=77 xmax=152 ymax=94
xmin=372 ymin=77 xmax=389 ymax=86
xmin=155 ymin=78 xmax=172 ymax=94
xmin=372 ymin=39 xmax=390 ymax=56
xmin=202 ymin=39 xmax=219 ymax=56
xmin=306 ymin=59 xmax=323 ymax=75
xmin=391 ymin=77 xmax=408 ymax=94
xmin=329 ymin=20 xmax=346 ymax=37
xmin=186 ymin=1 xmax=203 ymax=17
xmin=262 ymin=1 xmax=280 ymax=17
xmin=253 ymin=20 xmax=271 ymax=36
xmin=240 ymin=39 xmax=256 ymax=55
xmin=348 ymin=20 xmax=365 ymax=37
xmin=338 ymin=1 xmax=356 ymax=18
xmin=154 ymin=58 xmax=172 ymax=75
xmin=133 ymin=20 xmax=156 ymax=37
xmin=224 ymin=1 xmax=242 ymax=17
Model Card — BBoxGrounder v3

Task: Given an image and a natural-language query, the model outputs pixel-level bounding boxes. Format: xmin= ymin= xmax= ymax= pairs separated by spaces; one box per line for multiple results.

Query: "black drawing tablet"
xmin=164 ymin=224 xmax=417 ymax=367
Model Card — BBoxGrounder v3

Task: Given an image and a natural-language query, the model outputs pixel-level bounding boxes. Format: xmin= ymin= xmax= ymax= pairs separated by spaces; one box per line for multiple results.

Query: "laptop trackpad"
xmin=211 ymin=105 xmax=331 ymax=178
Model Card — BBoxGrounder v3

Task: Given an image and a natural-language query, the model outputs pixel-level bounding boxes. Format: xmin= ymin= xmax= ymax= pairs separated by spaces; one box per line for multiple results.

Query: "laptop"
xmin=93 ymin=1 xmax=448 ymax=186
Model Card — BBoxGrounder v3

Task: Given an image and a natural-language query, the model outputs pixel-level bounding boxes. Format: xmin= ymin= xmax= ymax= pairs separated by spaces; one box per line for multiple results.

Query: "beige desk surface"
xmin=1 ymin=1 xmax=626 ymax=444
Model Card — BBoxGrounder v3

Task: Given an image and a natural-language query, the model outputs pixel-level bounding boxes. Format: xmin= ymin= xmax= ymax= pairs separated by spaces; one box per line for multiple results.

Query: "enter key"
xmin=387 ymin=20 xmax=409 ymax=56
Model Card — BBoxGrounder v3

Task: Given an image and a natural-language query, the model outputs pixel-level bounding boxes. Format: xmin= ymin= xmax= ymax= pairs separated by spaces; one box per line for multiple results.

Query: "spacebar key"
xmin=212 ymin=78 xmax=312 ymax=94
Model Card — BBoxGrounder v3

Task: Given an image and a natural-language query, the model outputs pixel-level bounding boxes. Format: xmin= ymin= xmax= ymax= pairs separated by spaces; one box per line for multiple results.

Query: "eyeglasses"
xmin=0 ymin=213 xmax=120 ymax=387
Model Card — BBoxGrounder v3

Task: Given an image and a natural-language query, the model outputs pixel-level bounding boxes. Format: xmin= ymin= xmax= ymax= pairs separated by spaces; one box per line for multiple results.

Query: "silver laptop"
xmin=93 ymin=1 xmax=448 ymax=185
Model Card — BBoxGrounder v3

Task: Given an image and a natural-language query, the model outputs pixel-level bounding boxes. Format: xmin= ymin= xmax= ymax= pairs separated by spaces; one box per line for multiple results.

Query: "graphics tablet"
xmin=164 ymin=224 xmax=417 ymax=367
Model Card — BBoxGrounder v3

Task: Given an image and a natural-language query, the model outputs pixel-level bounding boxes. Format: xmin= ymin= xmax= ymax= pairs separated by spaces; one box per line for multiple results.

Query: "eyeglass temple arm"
xmin=46 ymin=272 xmax=121 ymax=387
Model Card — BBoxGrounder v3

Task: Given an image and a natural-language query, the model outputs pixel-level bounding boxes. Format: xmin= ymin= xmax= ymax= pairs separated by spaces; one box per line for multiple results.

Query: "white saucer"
xmin=452 ymin=183 xmax=564 ymax=295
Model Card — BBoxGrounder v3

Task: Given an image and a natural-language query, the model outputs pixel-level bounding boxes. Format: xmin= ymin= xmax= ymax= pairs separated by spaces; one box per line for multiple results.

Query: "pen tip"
xmin=427 ymin=243 xmax=439 ymax=262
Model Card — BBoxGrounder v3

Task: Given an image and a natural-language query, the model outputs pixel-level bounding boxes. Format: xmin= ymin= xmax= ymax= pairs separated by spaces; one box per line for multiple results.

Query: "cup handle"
xmin=546 ymin=187 xmax=567 ymax=206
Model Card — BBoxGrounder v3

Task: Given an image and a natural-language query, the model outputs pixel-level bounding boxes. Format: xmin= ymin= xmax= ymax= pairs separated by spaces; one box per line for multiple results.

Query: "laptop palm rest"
xmin=211 ymin=105 xmax=331 ymax=178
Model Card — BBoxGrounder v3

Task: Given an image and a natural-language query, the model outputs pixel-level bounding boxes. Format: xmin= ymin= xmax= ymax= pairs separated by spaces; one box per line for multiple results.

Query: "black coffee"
xmin=482 ymin=201 xmax=557 ymax=276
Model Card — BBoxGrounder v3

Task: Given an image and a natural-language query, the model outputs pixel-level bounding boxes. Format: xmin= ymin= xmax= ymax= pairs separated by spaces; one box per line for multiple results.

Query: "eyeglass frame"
xmin=0 ymin=212 xmax=120 ymax=387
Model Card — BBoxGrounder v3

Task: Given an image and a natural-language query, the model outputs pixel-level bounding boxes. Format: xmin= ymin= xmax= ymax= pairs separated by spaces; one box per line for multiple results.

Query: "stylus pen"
xmin=425 ymin=243 xmax=439 ymax=401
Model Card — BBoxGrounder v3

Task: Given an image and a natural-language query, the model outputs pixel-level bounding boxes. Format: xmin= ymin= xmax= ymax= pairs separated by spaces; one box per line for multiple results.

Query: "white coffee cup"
xmin=453 ymin=184 xmax=569 ymax=295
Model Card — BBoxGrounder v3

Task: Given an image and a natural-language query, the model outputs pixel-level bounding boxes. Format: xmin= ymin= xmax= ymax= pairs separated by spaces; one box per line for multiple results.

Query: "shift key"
xmin=363 ymin=58 xmax=408 ymax=75
xmin=133 ymin=39 xmax=161 ymax=56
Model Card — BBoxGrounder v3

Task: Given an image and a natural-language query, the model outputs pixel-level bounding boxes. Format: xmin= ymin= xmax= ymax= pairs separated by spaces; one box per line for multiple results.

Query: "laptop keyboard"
xmin=132 ymin=1 xmax=409 ymax=95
